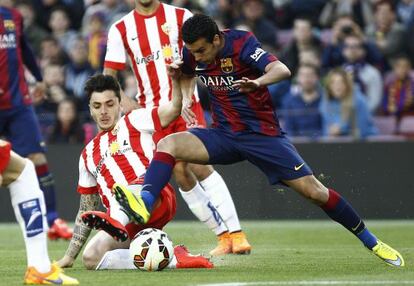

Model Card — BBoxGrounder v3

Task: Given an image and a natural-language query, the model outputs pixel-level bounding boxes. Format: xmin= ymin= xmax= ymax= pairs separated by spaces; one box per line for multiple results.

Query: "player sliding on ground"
xmin=0 ymin=140 xmax=79 ymax=284
xmin=57 ymin=74 xmax=212 ymax=270
xmin=113 ymin=14 xmax=404 ymax=267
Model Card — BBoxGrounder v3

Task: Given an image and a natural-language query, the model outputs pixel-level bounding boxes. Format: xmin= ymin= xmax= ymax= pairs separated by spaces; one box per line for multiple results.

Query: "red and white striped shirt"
xmin=76 ymin=108 xmax=162 ymax=209
xmin=104 ymin=3 xmax=198 ymax=108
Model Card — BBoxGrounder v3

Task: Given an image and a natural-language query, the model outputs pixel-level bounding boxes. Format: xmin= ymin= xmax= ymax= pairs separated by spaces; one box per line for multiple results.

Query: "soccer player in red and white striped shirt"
xmin=103 ymin=0 xmax=251 ymax=256
xmin=57 ymin=74 xmax=213 ymax=270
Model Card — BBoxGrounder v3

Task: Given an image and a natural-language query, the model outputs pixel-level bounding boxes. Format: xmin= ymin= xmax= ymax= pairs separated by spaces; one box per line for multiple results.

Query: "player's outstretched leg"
xmin=286 ymin=175 xmax=404 ymax=267
xmin=81 ymin=211 xmax=129 ymax=242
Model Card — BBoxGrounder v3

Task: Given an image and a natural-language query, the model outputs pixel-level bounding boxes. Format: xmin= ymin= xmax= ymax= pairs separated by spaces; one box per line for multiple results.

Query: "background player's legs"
xmin=1 ymin=147 xmax=78 ymax=283
xmin=174 ymin=161 xmax=228 ymax=237
xmin=189 ymin=163 xmax=251 ymax=255
xmin=8 ymin=106 xmax=72 ymax=239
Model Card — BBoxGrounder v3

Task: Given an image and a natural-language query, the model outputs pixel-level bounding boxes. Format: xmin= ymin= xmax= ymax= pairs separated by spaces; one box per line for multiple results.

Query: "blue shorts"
xmin=0 ymin=105 xmax=45 ymax=156
xmin=190 ymin=128 xmax=313 ymax=185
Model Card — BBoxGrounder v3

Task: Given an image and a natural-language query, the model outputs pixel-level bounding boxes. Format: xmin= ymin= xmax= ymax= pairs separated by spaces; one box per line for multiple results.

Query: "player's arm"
xmin=179 ymin=74 xmax=197 ymax=125
xmin=233 ymin=60 xmax=291 ymax=93
xmin=57 ymin=193 xmax=100 ymax=268
xmin=21 ymin=32 xmax=46 ymax=101
xmin=157 ymin=77 xmax=183 ymax=128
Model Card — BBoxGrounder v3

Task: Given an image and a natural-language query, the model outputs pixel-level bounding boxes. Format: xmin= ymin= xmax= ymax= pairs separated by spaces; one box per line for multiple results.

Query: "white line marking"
xmin=196 ymin=281 xmax=414 ymax=286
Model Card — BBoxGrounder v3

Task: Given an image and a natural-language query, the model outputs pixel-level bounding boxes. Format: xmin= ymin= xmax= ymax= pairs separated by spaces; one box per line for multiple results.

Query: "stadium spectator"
xmin=81 ymin=0 xmax=129 ymax=34
xmin=396 ymin=0 xmax=414 ymax=28
xmin=342 ymin=33 xmax=383 ymax=113
xmin=298 ymin=48 xmax=322 ymax=69
xmin=85 ymin=11 xmax=107 ymax=70
xmin=16 ymin=0 xmax=49 ymax=55
xmin=48 ymin=6 xmax=78 ymax=54
xmin=65 ymin=37 xmax=96 ymax=110
xmin=365 ymin=0 xmax=407 ymax=61
xmin=321 ymin=68 xmax=378 ymax=139
xmin=288 ymin=0 xmax=327 ymax=27
xmin=283 ymin=64 xmax=323 ymax=138
xmin=319 ymin=0 xmax=374 ymax=29
xmin=39 ymin=36 xmax=70 ymax=67
xmin=0 ymin=3 xmax=73 ymax=240
xmin=32 ymin=0 xmax=67 ymax=31
xmin=0 ymin=140 xmax=79 ymax=284
xmin=322 ymin=15 xmax=384 ymax=71
xmin=48 ymin=98 xmax=85 ymax=144
xmin=280 ymin=17 xmax=322 ymax=75
xmin=236 ymin=0 xmax=278 ymax=52
xmin=103 ymin=0 xmax=251 ymax=257
xmin=381 ymin=55 xmax=414 ymax=116
xmin=203 ymin=0 xmax=238 ymax=28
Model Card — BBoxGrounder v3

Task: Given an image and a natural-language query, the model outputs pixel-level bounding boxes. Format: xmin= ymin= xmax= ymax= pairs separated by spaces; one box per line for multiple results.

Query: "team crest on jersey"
xmin=220 ymin=58 xmax=233 ymax=73
xmin=161 ymin=22 xmax=171 ymax=35
xmin=109 ymin=141 xmax=120 ymax=155
xmin=3 ymin=20 xmax=15 ymax=31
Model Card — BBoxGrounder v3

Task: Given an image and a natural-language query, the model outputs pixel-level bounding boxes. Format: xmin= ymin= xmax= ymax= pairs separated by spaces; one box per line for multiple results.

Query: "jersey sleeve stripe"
xmin=124 ymin=115 xmax=150 ymax=167
xmin=77 ymin=186 xmax=98 ymax=194
xmin=104 ymin=60 xmax=126 ymax=70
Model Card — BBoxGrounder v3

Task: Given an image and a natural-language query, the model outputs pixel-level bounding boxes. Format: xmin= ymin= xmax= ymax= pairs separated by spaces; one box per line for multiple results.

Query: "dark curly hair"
xmin=84 ymin=74 xmax=121 ymax=102
xmin=182 ymin=14 xmax=220 ymax=44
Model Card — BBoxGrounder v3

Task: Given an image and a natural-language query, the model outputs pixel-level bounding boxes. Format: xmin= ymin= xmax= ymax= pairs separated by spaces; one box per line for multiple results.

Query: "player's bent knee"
xmin=156 ymin=136 xmax=176 ymax=155
xmin=82 ymin=247 xmax=101 ymax=270
xmin=27 ymin=152 xmax=47 ymax=165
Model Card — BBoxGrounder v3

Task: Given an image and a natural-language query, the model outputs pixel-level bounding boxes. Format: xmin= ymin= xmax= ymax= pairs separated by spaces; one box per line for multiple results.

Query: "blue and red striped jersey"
xmin=182 ymin=29 xmax=281 ymax=136
xmin=0 ymin=6 xmax=31 ymax=110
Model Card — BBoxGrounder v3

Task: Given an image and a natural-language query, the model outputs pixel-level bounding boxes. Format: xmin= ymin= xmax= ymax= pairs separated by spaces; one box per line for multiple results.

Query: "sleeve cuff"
xmin=77 ymin=186 xmax=98 ymax=195
xmin=104 ymin=61 xmax=126 ymax=70
xmin=151 ymin=107 xmax=162 ymax=131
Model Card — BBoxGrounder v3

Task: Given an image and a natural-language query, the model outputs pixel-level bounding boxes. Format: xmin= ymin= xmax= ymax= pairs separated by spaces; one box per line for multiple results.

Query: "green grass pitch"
xmin=0 ymin=220 xmax=413 ymax=286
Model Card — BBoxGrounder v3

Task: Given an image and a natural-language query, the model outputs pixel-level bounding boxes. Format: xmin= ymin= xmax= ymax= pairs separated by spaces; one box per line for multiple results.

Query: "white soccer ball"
xmin=129 ymin=228 xmax=174 ymax=271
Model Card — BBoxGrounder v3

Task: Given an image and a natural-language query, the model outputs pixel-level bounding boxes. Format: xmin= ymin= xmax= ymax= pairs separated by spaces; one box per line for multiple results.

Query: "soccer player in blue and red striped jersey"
xmin=113 ymin=14 xmax=404 ymax=267
xmin=0 ymin=3 xmax=72 ymax=240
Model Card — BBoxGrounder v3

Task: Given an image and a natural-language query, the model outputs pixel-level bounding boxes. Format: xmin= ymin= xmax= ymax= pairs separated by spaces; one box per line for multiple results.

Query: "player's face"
xmin=89 ymin=90 xmax=121 ymax=131
xmin=186 ymin=35 xmax=221 ymax=65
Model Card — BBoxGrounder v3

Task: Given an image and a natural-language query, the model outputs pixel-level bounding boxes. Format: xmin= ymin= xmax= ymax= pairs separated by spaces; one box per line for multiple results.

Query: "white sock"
xmin=96 ymin=249 xmax=177 ymax=270
xmin=179 ymin=182 xmax=228 ymax=235
xmin=199 ymin=171 xmax=241 ymax=232
xmin=109 ymin=202 xmax=130 ymax=226
xmin=9 ymin=159 xmax=51 ymax=273
xmin=96 ymin=249 xmax=135 ymax=270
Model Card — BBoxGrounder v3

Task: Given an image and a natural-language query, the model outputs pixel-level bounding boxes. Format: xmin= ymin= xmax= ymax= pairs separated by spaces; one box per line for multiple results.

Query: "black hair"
xmin=182 ymin=13 xmax=220 ymax=44
xmin=84 ymin=74 xmax=121 ymax=102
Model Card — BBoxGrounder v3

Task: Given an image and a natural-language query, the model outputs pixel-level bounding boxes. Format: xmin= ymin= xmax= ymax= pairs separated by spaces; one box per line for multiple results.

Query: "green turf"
xmin=0 ymin=220 xmax=413 ymax=286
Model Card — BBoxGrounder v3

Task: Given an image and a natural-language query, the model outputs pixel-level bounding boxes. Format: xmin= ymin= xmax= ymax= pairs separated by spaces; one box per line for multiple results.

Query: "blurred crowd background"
xmin=9 ymin=0 xmax=414 ymax=144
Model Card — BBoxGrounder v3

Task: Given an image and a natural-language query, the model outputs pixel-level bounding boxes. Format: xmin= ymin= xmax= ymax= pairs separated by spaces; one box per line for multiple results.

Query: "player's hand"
xmin=56 ymin=255 xmax=75 ymax=268
xmin=32 ymin=82 xmax=47 ymax=103
xmin=232 ymin=77 xmax=260 ymax=93
xmin=167 ymin=60 xmax=183 ymax=80
xmin=181 ymin=97 xmax=197 ymax=126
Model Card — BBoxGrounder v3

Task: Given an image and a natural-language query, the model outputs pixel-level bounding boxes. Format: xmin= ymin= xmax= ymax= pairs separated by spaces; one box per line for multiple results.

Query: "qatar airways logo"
xmin=197 ymin=75 xmax=236 ymax=91
xmin=0 ymin=33 xmax=16 ymax=49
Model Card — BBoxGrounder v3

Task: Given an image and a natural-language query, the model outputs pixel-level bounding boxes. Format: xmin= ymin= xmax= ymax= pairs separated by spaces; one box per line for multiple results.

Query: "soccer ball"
xmin=129 ymin=228 xmax=174 ymax=271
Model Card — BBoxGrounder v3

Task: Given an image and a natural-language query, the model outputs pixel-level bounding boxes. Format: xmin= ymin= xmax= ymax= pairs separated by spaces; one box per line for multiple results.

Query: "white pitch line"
xmin=196 ymin=281 xmax=414 ymax=286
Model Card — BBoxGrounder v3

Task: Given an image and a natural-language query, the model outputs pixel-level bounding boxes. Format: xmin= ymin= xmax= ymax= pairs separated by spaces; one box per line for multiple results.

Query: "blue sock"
xmin=35 ymin=164 xmax=58 ymax=226
xmin=322 ymin=189 xmax=377 ymax=249
xmin=141 ymin=152 xmax=175 ymax=211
